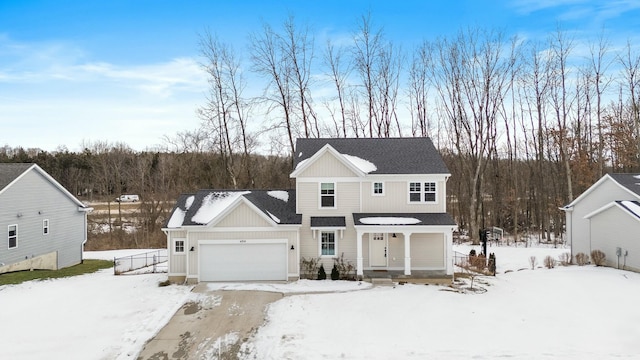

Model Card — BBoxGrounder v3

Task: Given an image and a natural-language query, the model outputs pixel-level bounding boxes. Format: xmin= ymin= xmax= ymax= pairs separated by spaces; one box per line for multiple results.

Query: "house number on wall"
xmin=239 ymin=240 xmax=246 ymax=243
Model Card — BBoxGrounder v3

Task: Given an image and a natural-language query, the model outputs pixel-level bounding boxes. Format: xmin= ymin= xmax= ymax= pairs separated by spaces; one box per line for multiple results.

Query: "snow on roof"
xmin=634 ymin=175 xmax=640 ymax=179
xmin=621 ymin=200 xmax=640 ymax=218
xmin=191 ymin=191 xmax=250 ymax=225
xmin=294 ymin=158 xmax=309 ymax=170
xmin=343 ymin=154 xmax=377 ymax=174
xmin=359 ymin=217 xmax=422 ymax=225
xmin=166 ymin=208 xmax=186 ymax=228
xmin=267 ymin=190 xmax=289 ymax=203
xmin=185 ymin=195 xmax=195 ymax=210
xmin=267 ymin=211 xmax=280 ymax=224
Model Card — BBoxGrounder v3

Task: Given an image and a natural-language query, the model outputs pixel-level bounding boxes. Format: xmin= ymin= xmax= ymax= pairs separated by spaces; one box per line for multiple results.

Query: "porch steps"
xmin=370 ymin=278 xmax=395 ymax=286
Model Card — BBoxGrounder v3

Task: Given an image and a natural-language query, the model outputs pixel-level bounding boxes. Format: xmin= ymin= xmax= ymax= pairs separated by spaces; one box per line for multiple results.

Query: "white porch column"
xmin=356 ymin=230 xmax=364 ymax=277
xmin=445 ymin=231 xmax=453 ymax=275
xmin=403 ymin=231 xmax=412 ymax=275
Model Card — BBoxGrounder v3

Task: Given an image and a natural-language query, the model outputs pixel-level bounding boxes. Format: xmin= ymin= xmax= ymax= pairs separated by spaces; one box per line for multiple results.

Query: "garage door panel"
xmin=200 ymin=242 xmax=287 ymax=281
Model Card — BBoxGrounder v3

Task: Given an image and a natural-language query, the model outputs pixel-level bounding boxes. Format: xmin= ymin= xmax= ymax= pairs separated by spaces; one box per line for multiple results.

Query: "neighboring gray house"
xmin=164 ymin=138 xmax=457 ymax=283
xmin=561 ymin=173 xmax=640 ymax=272
xmin=0 ymin=163 xmax=92 ymax=274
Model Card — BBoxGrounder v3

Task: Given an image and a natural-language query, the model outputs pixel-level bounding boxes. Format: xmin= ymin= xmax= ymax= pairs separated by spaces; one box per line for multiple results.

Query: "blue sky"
xmin=1 ymin=0 xmax=639 ymax=152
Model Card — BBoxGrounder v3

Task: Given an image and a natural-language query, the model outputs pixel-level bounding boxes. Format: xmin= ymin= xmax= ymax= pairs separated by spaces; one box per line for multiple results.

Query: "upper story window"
xmin=320 ymin=182 xmax=336 ymax=208
xmin=43 ymin=219 xmax=50 ymax=235
xmin=373 ymin=182 xmax=384 ymax=196
xmin=409 ymin=182 xmax=437 ymax=203
xmin=8 ymin=224 xmax=17 ymax=249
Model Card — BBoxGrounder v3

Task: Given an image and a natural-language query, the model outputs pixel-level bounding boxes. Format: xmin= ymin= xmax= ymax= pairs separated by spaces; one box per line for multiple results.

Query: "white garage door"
xmin=200 ymin=241 xmax=288 ymax=281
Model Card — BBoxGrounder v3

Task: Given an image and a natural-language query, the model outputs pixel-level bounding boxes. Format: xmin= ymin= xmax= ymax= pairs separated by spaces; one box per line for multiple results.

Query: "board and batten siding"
xmin=297 ymin=181 xmax=360 ymax=270
xmin=0 ymin=169 xmax=85 ymax=270
xmin=297 ymin=151 xmax=359 ymax=178
xmin=589 ymin=205 xmax=640 ymax=272
xmin=167 ymin=230 xmax=187 ymax=276
xmin=215 ymin=202 xmax=273 ymax=227
xmin=569 ymin=178 xmax=639 ymax=257
xmin=361 ymin=180 xmax=446 ymax=213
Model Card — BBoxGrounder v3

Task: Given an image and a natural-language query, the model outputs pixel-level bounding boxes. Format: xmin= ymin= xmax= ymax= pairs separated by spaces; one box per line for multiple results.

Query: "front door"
xmin=370 ymin=233 xmax=387 ymax=267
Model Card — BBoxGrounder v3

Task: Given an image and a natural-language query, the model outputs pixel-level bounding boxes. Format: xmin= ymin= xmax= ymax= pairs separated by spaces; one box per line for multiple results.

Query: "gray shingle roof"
xmin=294 ymin=137 xmax=449 ymax=174
xmin=615 ymin=200 xmax=640 ymax=220
xmin=165 ymin=189 xmax=301 ymax=228
xmin=608 ymin=173 xmax=640 ymax=197
xmin=353 ymin=213 xmax=457 ymax=226
xmin=310 ymin=216 xmax=346 ymax=227
xmin=0 ymin=163 xmax=33 ymax=190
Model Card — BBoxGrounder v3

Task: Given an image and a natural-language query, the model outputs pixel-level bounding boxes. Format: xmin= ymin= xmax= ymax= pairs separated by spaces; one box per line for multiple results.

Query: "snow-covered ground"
xmin=1 ymin=245 xmax=639 ymax=359
xmin=0 ymin=250 xmax=192 ymax=360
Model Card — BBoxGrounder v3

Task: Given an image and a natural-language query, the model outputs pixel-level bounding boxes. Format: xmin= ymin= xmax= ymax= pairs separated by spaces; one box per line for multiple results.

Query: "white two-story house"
xmin=163 ymin=137 xmax=457 ymax=283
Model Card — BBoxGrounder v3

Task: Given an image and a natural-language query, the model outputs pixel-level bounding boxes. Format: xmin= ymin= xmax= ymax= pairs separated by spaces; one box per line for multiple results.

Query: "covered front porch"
xmin=363 ymin=269 xmax=452 ymax=285
xmin=353 ymin=213 xmax=457 ymax=279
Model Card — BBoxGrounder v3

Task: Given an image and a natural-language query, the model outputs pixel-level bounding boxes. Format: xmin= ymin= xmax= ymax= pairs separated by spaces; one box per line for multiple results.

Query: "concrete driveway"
xmin=136 ymin=284 xmax=283 ymax=360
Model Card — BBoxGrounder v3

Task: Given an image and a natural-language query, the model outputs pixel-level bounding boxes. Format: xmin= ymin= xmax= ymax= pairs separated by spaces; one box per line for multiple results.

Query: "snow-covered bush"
xmin=300 ymin=257 xmax=320 ymax=280
xmin=529 ymin=255 xmax=537 ymax=270
xmin=575 ymin=252 xmax=589 ymax=266
xmin=544 ymin=255 xmax=555 ymax=269
xmin=333 ymin=253 xmax=355 ymax=280
xmin=558 ymin=252 xmax=571 ymax=266
xmin=591 ymin=250 xmax=606 ymax=266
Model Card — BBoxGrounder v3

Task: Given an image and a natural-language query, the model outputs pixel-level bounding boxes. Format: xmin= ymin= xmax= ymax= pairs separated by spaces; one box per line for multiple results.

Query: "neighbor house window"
xmin=43 ymin=219 xmax=49 ymax=235
xmin=174 ymin=239 xmax=185 ymax=253
xmin=409 ymin=182 xmax=437 ymax=203
xmin=8 ymin=224 xmax=17 ymax=249
xmin=373 ymin=182 xmax=384 ymax=195
xmin=320 ymin=231 xmax=336 ymax=256
xmin=320 ymin=183 xmax=336 ymax=208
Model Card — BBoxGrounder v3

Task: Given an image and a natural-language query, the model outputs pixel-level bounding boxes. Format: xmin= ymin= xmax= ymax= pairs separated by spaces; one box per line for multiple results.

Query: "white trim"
xmin=564 ymin=174 xmax=640 ymax=209
xmin=42 ymin=219 xmax=50 ymax=235
xmin=173 ymin=238 xmax=186 ymax=255
xmin=199 ymin=239 xmax=288 ymax=245
xmin=584 ymin=201 xmax=640 ymax=223
xmin=372 ymin=181 xmax=385 ymax=196
xmin=319 ymin=182 xmax=337 ymax=209
xmin=407 ymin=180 xmax=438 ymax=204
xmin=197 ymin=239 xmax=289 ymax=282
xmin=8 ymin=224 xmax=17 ymax=249
xmin=290 ymin=144 xmax=366 ymax=178
xmin=0 ymin=164 xmax=86 ymax=208
xmin=296 ymin=177 xmax=361 ymax=183
xmin=369 ymin=233 xmax=388 ymax=267
xmin=319 ymin=230 xmax=338 ymax=257
xmin=181 ymin=226 xmax=300 ymax=233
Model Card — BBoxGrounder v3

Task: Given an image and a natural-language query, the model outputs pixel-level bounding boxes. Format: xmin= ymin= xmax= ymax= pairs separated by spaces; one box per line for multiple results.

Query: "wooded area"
xmin=4 ymin=16 xmax=639 ymax=247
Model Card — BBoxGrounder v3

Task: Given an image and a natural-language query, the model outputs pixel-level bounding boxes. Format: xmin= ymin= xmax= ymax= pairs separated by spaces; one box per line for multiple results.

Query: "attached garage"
xmin=199 ymin=240 xmax=288 ymax=281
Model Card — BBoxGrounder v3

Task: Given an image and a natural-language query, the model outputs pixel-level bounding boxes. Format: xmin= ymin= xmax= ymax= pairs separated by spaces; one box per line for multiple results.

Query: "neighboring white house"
xmin=163 ymin=138 xmax=457 ymax=283
xmin=561 ymin=173 xmax=640 ymax=272
xmin=0 ymin=163 xmax=92 ymax=274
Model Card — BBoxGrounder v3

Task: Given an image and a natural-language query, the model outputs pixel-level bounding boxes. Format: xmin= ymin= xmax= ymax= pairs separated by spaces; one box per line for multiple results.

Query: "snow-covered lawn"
xmin=2 ymin=245 xmax=639 ymax=359
xmin=0 ymin=250 xmax=192 ymax=360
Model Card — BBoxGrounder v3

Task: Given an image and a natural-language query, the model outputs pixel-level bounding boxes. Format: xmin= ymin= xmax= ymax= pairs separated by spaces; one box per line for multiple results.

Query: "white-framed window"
xmin=373 ymin=181 xmax=384 ymax=196
xmin=43 ymin=219 xmax=50 ymax=235
xmin=8 ymin=224 xmax=17 ymax=249
xmin=409 ymin=181 xmax=437 ymax=203
xmin=174 ymin=239 xmax=185 ymax=254
xmin=320 ymin=182 xmax=336 ymax=208
xmin=320 ymin=231 xmax=336 ymax=256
